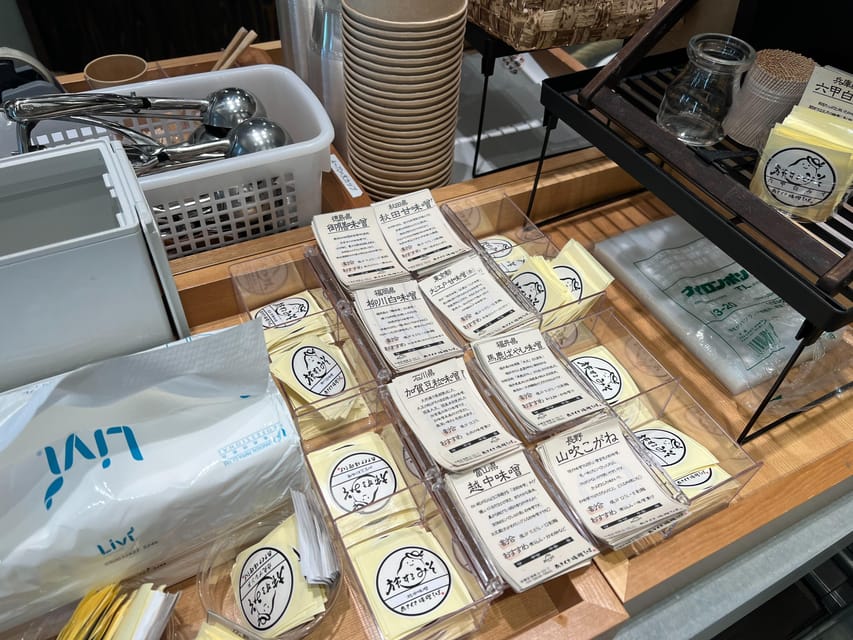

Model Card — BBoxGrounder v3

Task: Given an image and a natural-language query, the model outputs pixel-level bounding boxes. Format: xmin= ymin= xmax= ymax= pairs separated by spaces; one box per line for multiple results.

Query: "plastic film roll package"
xmin=593 ymin=216 xmax=826 ymax=395
xmin=0 ymin=322 xmax=302 ymax=633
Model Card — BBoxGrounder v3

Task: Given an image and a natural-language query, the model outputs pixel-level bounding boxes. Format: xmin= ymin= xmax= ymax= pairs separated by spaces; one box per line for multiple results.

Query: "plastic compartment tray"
xmin=197 ymin=488 xmax=343 ymax=640
xmin=229 ymin=251 xmax=381 ymax=441
xmin=334 ymin=481 xmax=504 ymax=640
xmin=544 ymin=308 xmax=679 ymax=428
xmin=0 ymin=65 xmax=334 ymax=258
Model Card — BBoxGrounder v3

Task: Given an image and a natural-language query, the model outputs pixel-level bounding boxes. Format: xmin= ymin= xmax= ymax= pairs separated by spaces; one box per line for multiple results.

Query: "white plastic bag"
xmin=0 ymin=321 xmax=302 ymax=633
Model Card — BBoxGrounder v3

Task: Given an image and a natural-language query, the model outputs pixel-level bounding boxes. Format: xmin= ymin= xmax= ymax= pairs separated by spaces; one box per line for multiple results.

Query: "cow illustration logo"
xmin=376 ymin=546 xmax=451 ymax=616
xmin=330 ymin=451 xmax=397 ymax=514
xmin=237 ymin=547 xmax=294 ymax=631
xmin=763 ymin=147 xmax=836 ymax=207
xmin=291 ymin=346 xmax=345 ymax=396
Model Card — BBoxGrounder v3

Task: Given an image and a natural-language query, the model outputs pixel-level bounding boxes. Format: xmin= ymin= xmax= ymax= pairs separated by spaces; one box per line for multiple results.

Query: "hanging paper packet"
xmin=372 ymin=189 xmax=471 ymax=273
xmin=353 ymin=279 xmax=462 ymax=372
xmin=311 ymin=207 xmax=408 ymax=290
xmin=478 ymin=235 xmax=530 ymax=275
xmin=306 ymin=431 xmax=420 ymax=544
xmin=444 ymin=450 xmax=599 ymax=592
xmin=230 ymin=515 xmax=328 ymax=638
xmin=472 ymin=328 xmax=609 ymax=436
xmin=419 ymin=253 xmax=537 ymax=341
xmin=387 ymin=358 xmax=522 ymax=472
xmin=347 ymin=526 xmax=475 ymax=640
xmin=536 ymin=418 xmax=687 ymax=548
xmin=549 ymin=239 xmax=614 ymax=321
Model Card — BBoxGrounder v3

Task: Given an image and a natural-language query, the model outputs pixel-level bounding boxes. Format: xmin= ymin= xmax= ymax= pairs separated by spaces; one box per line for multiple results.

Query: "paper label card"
xmin=311 ymin=207 xmax=407 ymax=289
xmin=799 ymin=65 xmax=853 ymax=122
xmin=419 ymin=254 xmax=537 ymax=341
xmin=354 ymin=280 xmax=462 ymax=372
xmin=445 ymin=450 xmax=598 ymax=591
xmin=373 ymin=190 xmax=470 ymax=272
xmin=473 ymin=328 xmax=607 ymax=434
xmin=537 ymin=419 xmax=687 ymax=546
xmin=388 ymin=358 xmax=522 ymax=472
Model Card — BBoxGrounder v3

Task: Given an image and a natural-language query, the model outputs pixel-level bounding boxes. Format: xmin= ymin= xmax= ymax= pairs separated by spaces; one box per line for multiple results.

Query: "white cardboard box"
xmin=0 ymin=139 xmax=188 ymax=391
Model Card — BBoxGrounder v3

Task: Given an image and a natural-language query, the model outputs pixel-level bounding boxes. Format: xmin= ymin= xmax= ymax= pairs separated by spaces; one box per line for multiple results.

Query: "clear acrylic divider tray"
xmin=300 ymin=393 xmax=433 ymax=547
xmin=440 ymin=195 xmax=548 ymax=249
xmin=466 ymin=333 xmax=616 ymax=444
xmin=197 ymin=483 xmax=344 ymax=640
xmin=617 ymin=382 xmax=762 ymax=555
xmin=334 ymin=480 xmax=504 ymax=640
xmin=544 ymin=308 xmax=680 ymax=429
xmin=442 ymin=195 xmax=609 ymax=330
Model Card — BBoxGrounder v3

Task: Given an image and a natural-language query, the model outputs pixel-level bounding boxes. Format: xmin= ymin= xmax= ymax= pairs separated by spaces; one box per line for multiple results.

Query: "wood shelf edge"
xmin=596 ymin=442 xmax=853 ymax=605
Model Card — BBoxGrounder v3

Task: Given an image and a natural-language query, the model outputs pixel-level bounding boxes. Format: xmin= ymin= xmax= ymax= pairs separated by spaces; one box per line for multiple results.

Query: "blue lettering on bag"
xmin=41 ymin=426 xmax=143 ymax=510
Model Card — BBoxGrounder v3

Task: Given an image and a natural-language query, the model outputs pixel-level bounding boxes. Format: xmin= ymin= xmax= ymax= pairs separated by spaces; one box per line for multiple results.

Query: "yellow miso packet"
xmin=348 ymin=526 xmax=474 ymax=640
xmin=479 ymin=234 xmax=530 ymax=275
xmin=632 ymin=420 xmax=720 ymax=481
xmin=549 ymin=239 xmax=614 ymax=322
xmin=230 ymin=515 xmax=327 ymax=638
xmin=750 ymin=122 xmax=853 ymax=222
xmin=510 ymin=256 xmax=576 ymax=327
xmin=307 ymin=431 xmax=419 ymax=544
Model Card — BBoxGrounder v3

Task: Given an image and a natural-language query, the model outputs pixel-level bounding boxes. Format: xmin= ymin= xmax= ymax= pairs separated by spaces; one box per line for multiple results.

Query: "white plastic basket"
xmin=0 ymin=65 xmax=334 ymax=258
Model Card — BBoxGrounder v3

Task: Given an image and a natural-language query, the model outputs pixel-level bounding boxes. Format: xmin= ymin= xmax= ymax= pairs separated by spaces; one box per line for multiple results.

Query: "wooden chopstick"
xmin=217 ymin=30 xmax=258 ymax=71
xmin=211 ymin=27 xmax=248 ymax=71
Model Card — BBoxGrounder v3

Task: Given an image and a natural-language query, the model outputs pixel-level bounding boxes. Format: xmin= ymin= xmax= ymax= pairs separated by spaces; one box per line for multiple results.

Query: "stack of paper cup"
xmin=341 ymin=0 xmax=466 ymax=199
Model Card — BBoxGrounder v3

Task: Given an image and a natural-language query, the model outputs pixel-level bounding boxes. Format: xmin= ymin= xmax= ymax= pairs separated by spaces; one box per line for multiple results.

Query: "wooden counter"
xmin=55 ymin=45 xmax=851 ymax=640
xmin=166 ymin=149 xmax=851 ymax=640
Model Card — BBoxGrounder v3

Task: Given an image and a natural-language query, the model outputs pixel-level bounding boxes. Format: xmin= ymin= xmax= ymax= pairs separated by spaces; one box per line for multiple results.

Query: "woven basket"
xmin=468 ymin=0 xmax=668 ymax=51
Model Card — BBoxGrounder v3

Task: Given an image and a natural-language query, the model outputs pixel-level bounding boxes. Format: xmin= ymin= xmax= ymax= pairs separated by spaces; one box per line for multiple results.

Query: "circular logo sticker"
xmin=480 ymin=237 xmax=513 ymax=258
xmin=330 ymin=451 xmax=397 ymax=514
xmin=255 ymin=296 xmax=311 ymax=329
xmin=763 ymin=147 xmax=836 ymax=208
xmin=237 ymin=547 xmax=294 ymax=631
xmin=291 ymin=346 xmax=345 ymax=396
xmin=376 ymin=546 xmax=451 ymax=616
xmin=634 ymin=427 xmax=686 ymax=467
xmin=552 ymin=264 xmax=583 ymax=302
xmin=512 ymin=271 xmax=547 ymax=312
xmin=571 ymin=355 xmax=622 ymax=402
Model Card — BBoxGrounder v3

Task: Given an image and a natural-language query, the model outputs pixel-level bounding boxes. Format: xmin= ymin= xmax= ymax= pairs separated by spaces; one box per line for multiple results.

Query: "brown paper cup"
xmin=84 ymin=54 xmax=148 ymax=88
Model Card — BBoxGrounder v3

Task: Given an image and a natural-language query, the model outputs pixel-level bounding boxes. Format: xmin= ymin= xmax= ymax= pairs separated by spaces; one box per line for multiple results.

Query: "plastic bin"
xmin=0 ymin=65 xmax=334 ymax=258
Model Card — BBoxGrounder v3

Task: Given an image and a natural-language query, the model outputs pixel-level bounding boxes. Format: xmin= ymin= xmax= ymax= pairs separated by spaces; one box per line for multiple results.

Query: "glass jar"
xmin=657 ymin=33 xmax=756 ymax=146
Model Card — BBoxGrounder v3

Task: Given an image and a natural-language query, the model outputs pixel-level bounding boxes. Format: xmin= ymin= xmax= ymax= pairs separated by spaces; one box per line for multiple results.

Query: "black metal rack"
xmin=528 ymin=0 xmax=853 ymax=443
